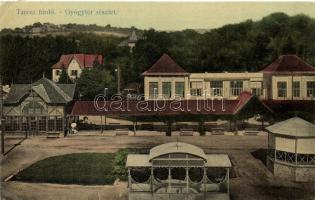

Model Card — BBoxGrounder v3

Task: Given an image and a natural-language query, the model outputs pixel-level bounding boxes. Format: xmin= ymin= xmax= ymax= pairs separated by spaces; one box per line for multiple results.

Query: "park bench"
xmin=109 ymin=122 xmax=120 ymax=125
xmin=46 ymin=132 xmax=60 ymax=138
xmin=211 ymin=127 xmax=225 ymax=135
xmin=244 ymin=128 xmax=260 ymax=136
xmin=180 ymin=128 xmax=194 ymax=136
xmin=115 ymin=128 xmax=129 ymax=136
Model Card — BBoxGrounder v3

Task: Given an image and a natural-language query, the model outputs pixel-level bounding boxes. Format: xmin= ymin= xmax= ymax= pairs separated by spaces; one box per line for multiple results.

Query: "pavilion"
xmin=126 ymin=142 xmax=232 ymax=200
xmin=266 ymin=117 xmax=315 ymax=182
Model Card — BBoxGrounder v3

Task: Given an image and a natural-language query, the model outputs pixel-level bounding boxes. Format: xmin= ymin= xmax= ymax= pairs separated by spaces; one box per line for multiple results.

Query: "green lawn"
xmin=12 ymin=153 xmax=125 ymax=185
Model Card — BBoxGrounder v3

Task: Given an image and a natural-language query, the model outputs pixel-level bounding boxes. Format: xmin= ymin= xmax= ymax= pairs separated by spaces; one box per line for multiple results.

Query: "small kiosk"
xmin=126 ymin=142 xmax=231 ymax=200
xmin=266 ymin=117 xmax=315 ymax=182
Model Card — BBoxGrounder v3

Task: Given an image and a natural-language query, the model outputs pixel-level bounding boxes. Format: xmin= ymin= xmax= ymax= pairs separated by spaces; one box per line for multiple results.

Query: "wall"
xmin=144 ymin=72 xmax=265 ymax=100
xmin=144 ymin=76 xmax=188 ymax=100
xmin=52 ymin=69 xmax=61 ymax=82
xmin=271 ymin=75 xmax=315 ymax=100
xmin=297 ymin=138 xmax=315 ymax=154
xmin=270 ymin=160 xmax=315 ymax=182
xmin=275 ymin=136 xmax=296 ymax=153
xmin=67 ymin=59 xmax=82 ymax=80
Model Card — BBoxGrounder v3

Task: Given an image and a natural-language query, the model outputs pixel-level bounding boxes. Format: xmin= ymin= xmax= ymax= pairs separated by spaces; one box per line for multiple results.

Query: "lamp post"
xmin=101 ymin=88 xmax=108 ymax=133
xmin=115 ymin=66 xmax=121 ymax=95
xmin=0 ymin=76 xmax=4 ymax=154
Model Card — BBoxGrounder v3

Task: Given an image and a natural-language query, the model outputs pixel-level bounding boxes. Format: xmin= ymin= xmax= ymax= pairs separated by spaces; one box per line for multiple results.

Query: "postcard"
xmin=0 ymin=1 xmax=315 ymax=200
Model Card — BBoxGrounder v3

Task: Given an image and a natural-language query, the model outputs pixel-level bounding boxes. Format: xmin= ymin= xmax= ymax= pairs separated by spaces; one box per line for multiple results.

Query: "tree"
xmin=58 ymin=69 xmax=72 ymax=84
xmin=76 ymin=68 xmax=116 ymax=100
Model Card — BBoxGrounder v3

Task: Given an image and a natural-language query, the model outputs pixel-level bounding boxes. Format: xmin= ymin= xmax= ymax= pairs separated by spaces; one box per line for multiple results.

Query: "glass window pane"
xmin=175 ymin=82 xmax=185 ymax=98
xmin=307 ymin=81 xmax=315 ymax=97
xmin=210 ymin=81 xmax=223 ymax=96
xmin=149 ymin=82 xmax=158 ymax=99
xmin=230 ymin=81 xmax=243 ymax=96
xmin=277 ymin=82 xmax=287 ymax=98
xmin=162 ymin=82 xmax=172 ymax=98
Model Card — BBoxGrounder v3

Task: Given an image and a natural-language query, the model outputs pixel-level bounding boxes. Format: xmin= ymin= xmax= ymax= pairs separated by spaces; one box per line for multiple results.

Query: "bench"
xmin=109 ymin=122 xmax=120 ymax=125
xmin=115 ymin=129 xmax=129 ymax=136
xmin=180 ymin=129 xmax=194 ymax=136
xmin=244 ymin=128 xmax=260 ymax=136
xmin=47 ymin=132 xmax=60 ymax=138
xmin=211 ymin=128 xmax=225 ymax=135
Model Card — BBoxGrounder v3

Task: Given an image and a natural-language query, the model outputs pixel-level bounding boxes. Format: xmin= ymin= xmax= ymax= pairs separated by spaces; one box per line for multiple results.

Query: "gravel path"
xmin=1 ymin=131 xmax=315 ymax=200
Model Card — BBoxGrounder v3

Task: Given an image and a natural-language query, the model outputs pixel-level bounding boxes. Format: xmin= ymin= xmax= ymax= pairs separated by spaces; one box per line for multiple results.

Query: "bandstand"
xmin=266 ymin=117 xmax=315 ymax=182
xmin=126 ymin=142 xmax=231 ymax=200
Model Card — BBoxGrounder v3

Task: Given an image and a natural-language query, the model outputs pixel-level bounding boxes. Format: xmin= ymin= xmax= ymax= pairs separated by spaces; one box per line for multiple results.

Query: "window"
xmin=71 ymin=70 xmax=78 ymax=77
xmin=22 ymin=102 xmax=46 ymax=115
xmin=230 ymin=81 xmax=243 ymax=96
xmin=175 ymin=82 xmax=185 ymax=98
xmin=250 ymin=82 xmax=262 ymax=96
xmin=252 ymin=88 xmax=262 ymax=96
xmin=162 ymin=82 xmax=172 ymax=98
xmin=190 ymin=82 xmax=203 ymax=97
xmin=55 ymin=70 xmax=60 ymax=76
xmin=277 ymin=82 xmax=287 ymax=98
xmin=293 ymin=81 xmax=300 ymax=98
xmin=149 ymin=82 xmax=158 ymax=99
xmin=307 ymin=81 xmax=315 ymax=97
xmin=210 ymin=81 xmax=223 ymax=96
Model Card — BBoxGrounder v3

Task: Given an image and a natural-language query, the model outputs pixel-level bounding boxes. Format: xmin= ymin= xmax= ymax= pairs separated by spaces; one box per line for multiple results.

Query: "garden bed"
xmin=12 ymin=152 xmax=128 ymax=185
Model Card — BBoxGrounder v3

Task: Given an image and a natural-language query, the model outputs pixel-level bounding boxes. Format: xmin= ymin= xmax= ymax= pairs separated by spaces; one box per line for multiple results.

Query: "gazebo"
xmin=126 ymin=142 xmax=231 ymax=200
xmin=266 ymin=117 xmax=315 ymax=182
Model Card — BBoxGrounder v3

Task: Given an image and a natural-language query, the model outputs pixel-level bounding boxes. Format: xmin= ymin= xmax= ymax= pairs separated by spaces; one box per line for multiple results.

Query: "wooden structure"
xmin=266 ymin=117 xmax=315 ymax=182
xmin=126 ymin=142 xmax=231 ymax=200
xmin=3 ymin=77 xmax=76 ymax=135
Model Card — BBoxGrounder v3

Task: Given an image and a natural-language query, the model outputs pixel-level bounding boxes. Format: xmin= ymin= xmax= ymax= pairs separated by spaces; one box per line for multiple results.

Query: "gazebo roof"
xmin=148 ymin=142 xmax=208 ymax=161
xmin=266 ymin=117 xmax=315 ymax=138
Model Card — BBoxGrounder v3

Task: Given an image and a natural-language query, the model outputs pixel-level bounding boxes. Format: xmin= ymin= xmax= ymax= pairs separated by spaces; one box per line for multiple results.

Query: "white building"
xmin=52 ymin=54 xmax=103 ymax=82
xmin=142 ymin=54 xmax=315 ymax=100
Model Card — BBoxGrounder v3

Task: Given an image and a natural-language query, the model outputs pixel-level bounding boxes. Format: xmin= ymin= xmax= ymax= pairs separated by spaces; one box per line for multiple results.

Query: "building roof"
xmin=128 ymin=30 xmax=138 ymax=43
xmin=70 ymin=91 xmax=258 ymax=116
xmin=262 ymin=55 xmax=315 ymax=74
xmin=118 ymin=30 xmax=139 ymax=47
xmin=4 ymin=77 xmax=76 ymax=105
xmin=126 ymin=143 xmax=232 ymax=168
xmin=149 ymin=142 xmax=208 ymax=161
xmin=266 ymin=117 xmax=315 ymax=138
xmin=262 ymin=100 xmax=315 ymax=114
xmin=142 ymin=54 xmax=189 ymax=76
xmin=52 ymin=54 xmax=103 ymax=69
xmin=126 ymin=154 xmax=151 ymax=167
xmin=205 ymin=154 xmax=232 ymax=168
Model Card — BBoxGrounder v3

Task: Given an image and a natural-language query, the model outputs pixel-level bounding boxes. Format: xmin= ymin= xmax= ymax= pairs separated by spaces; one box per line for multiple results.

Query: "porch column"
xmin=203 ymin=167 xmax=207 ymax=199
xmin=168 ymin=168 xmax=171 ymax=191
xmin=227 ymin=168 xmax=230 ymax=194
xmin=100 ymin=115 xmax=103 ymax=134
xmin=133 ymin=118 xmax=137 ymax=136
xmin=186 ymin=167 xmax=189 ymax=193
xmin=128 ymin=168 xmax=131 ymax=192
xmin=151 ymin=167 xmax=154 ymax=193
xmin=295 ymin=138 xmax=298 ymax=165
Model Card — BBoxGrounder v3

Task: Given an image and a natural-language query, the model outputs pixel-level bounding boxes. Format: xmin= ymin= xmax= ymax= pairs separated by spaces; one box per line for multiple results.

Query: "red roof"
xmin=262 ymin=55 xmax=315 ymax=74
xmin=52 ymin=54 xmax=103 ymax=69
xmin=263 ymin=100 xmax=315 ymax=113
xmin=70 ymin=92 xmax=254 ymax=116
xmin=142 ymin=54 xmax=189 ymax=76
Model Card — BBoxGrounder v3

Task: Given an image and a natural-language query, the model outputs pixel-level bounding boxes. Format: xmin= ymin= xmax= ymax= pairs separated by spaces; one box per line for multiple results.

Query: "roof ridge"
xmin=44 ymin=78 xmax=72 ymax=102
xmin=32 ymin=84 xmax=51 ymax=103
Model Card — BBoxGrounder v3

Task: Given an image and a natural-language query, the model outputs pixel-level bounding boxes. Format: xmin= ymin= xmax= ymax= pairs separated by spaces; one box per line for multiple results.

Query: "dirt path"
xmin=1 ymin=131 xmax=315 ymax=200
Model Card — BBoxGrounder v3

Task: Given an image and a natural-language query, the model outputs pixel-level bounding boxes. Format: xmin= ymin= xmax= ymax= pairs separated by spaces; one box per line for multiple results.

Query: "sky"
xmin=1 ymin=2 xmax=315 ymax=31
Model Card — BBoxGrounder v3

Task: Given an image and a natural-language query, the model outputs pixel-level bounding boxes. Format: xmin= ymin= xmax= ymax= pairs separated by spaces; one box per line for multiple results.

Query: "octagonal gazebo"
xmin=126 ymin=142 xmax=231 ymax=200
xmin=266 ymin=117 xmax=315 ymax=182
